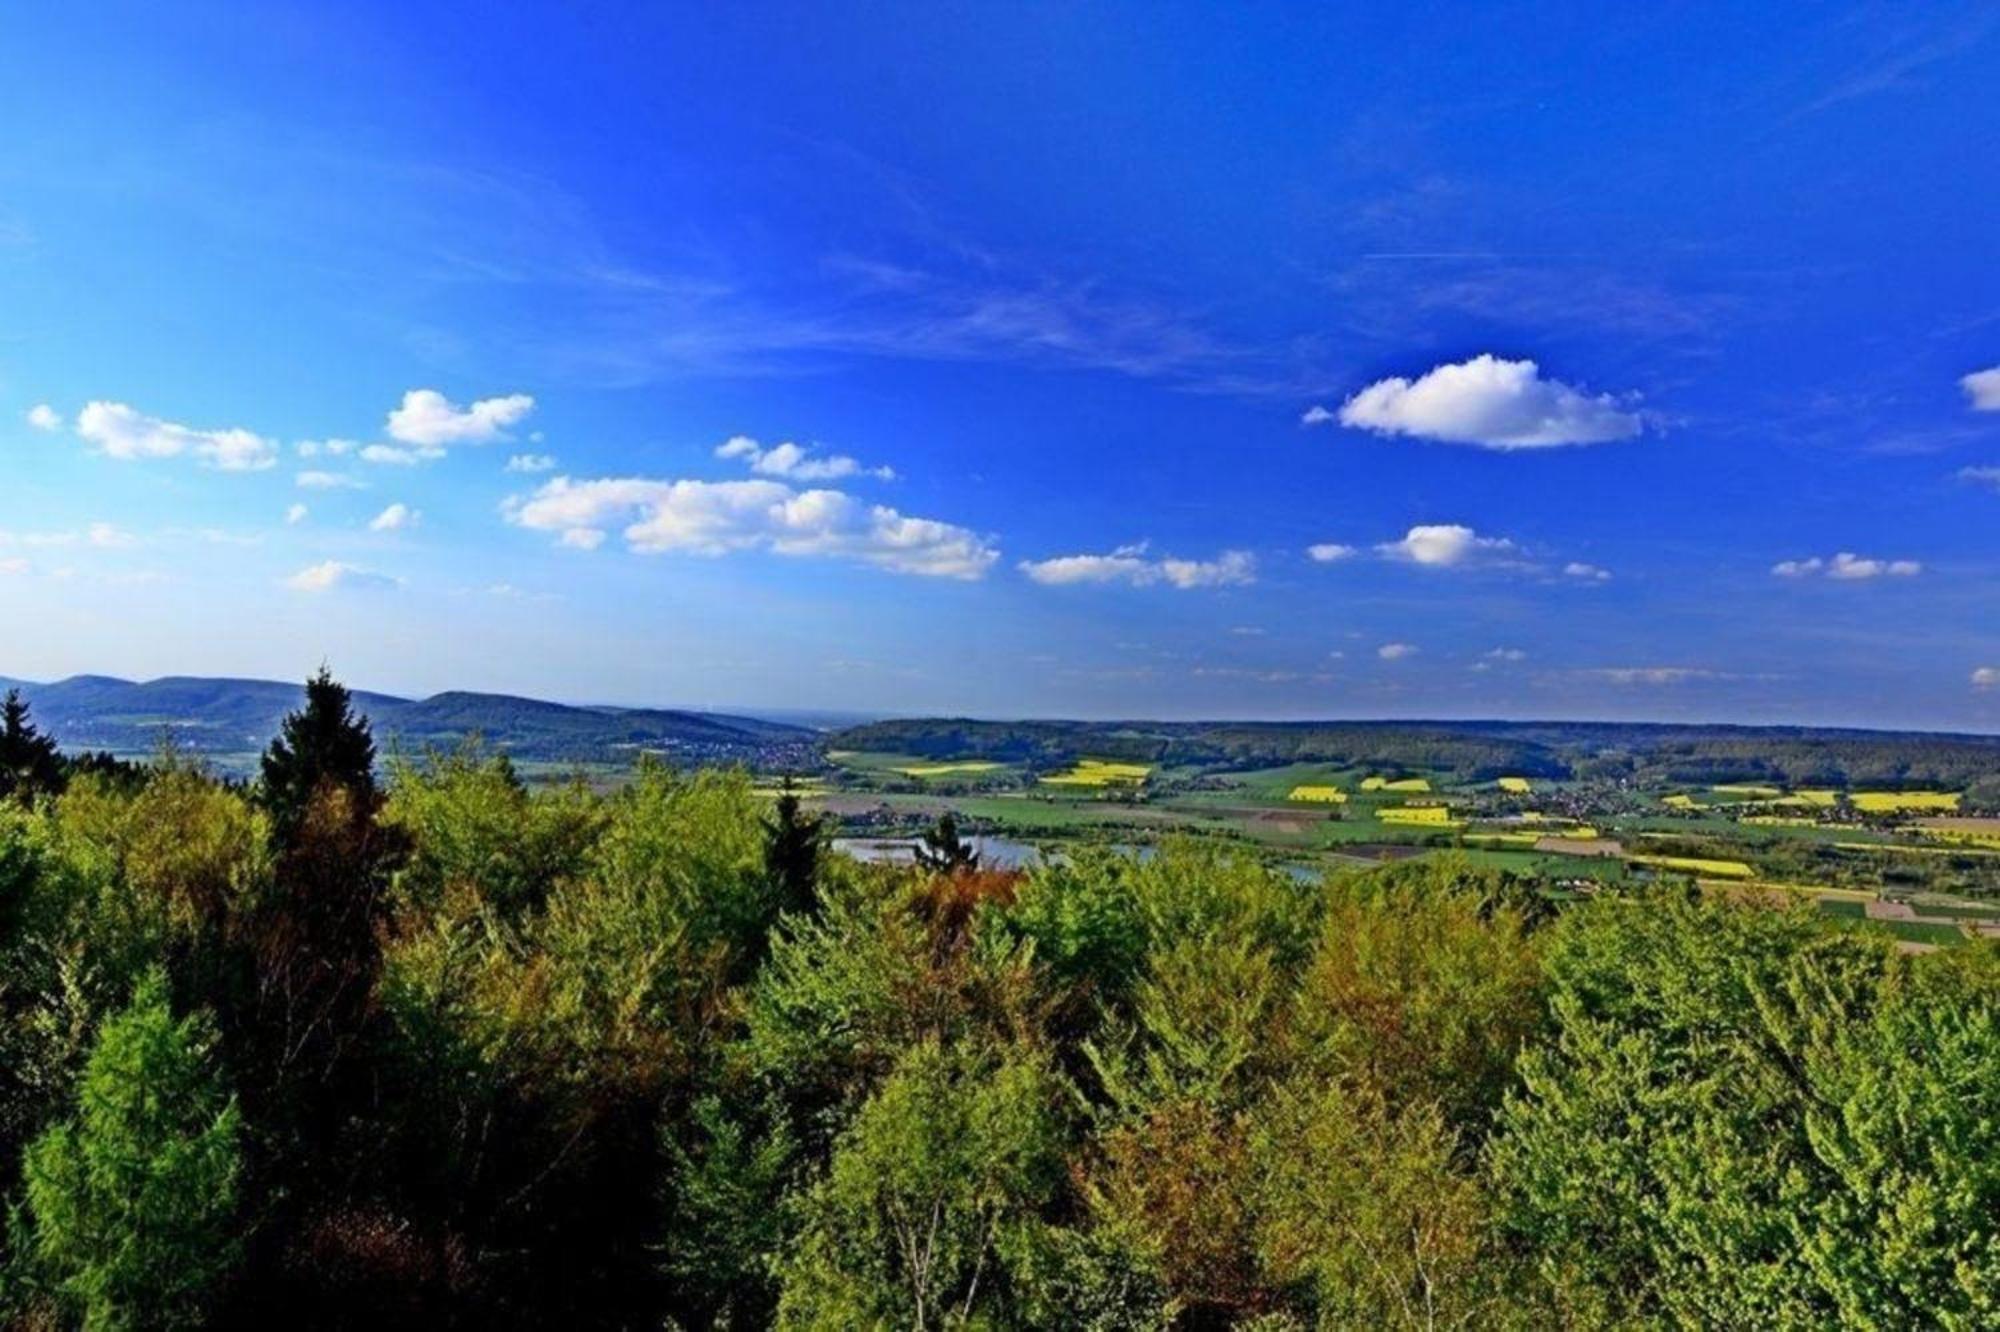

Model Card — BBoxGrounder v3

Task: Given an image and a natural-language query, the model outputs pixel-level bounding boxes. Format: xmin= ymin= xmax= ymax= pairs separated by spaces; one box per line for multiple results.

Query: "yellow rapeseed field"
xmin=1850 ymin=791 xmax=1960 ymax=813
xmin=1378 ymin=805 xmax=1459 ymax=827
xmin=1361 ymin=776 xmax=1432 ymax=793
xmin=1288 ymin=785 xmax=1348 ymax=803
xmin=1041 ymin=759 xmax=1153 ymax=788
xmin=894 ymin=762 xmax=1004 ymax=777
xmin=1632 ymin=855 xmax=1756 ymax=879
xmin=1497 ymin=776 xmax=1532 ymax=793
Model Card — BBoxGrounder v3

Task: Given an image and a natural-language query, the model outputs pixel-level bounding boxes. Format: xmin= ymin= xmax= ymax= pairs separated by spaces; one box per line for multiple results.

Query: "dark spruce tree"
xmin=222 ymin=666 xmax=405 ymax=1322
xmin=763 ymin=776 xmax=825 ymax=916
xmin=0 ymin=689 xmax=66 ymax=803
xmin=914 ymin=810 xmax=979 ymax=875
xmin=259 ymin=666 xmax=378 ymax=840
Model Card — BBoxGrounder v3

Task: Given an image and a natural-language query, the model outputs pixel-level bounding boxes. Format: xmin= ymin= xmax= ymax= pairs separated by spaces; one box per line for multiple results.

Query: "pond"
xmin=833 ymin=836 xmax=1328 ymax=883
xmin=832 ymin=835 xmax=1044 ymax=869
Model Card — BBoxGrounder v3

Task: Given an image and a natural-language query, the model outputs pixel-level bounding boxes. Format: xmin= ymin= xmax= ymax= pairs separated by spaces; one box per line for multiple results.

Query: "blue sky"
xmin=3 ymin=2 xmax=1998 ymax=726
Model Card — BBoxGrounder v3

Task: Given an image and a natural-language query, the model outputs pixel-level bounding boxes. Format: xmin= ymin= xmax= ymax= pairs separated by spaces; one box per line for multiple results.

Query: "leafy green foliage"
xmin=776 ymin=1040 xmax=1067 ymax=1329
xmin=1492 ymin=890 xmax=2000 ymax=1328
xmin=382 ymin=744 xmax=601 ymax=919
xmin=16 ymin=970 xmax=241 ymax=1331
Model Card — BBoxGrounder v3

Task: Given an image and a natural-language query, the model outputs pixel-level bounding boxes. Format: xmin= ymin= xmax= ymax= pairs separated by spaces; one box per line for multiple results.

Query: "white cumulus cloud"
xmin=1332 ymin=354 xmax=1642 ymax=449
xmin=386 ymin=388 xmax=534 ymax=446
xmin=1958 ymin=465 xmax=2000 ymax=492
xmin=1377 ymin=523 xmax=1516 ymax=568
xmin=1961 ymin=365 xmax=2000 ymax=411
xmin=75 ymin=401 xmax=277 ymax=471
xmin=25 ymin=404 xmax=61 ymax=432
xmin=1563 ymin=561 xmax=1613 ymax=582
xmin=285 ymin=503 xmax=308 ymax=525
xmin=506 ymin=453 xmax=557 ymax=473
xmin=506 ymin=475 xmax=995 ymax=579
xmin=285 ymin=561 xmax=398 ymax=593
xmin=1974 ymin=666 xmax=2000 ymax=689
xmin=1019 ymin=543 xmax=1255 ymax=589
xmin=1772 ymin=552 xmax=1921 ymax=580
xmin=715 ymin=435 xmax=895 ymax=482
xmin=369 ymin=503 xmax=420 ymax=532
xmin=1378 ymin=642 xmax=1419 ymax=661
xmin=1306 ymin=542 xmax=1357 ymax=563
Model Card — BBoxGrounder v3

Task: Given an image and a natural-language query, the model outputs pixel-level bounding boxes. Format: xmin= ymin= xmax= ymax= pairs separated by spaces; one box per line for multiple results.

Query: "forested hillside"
xmin=0 ymin=674 xmax=814 ymax=768
xmin=0 ymin=678 xmax=1995 ymax=1328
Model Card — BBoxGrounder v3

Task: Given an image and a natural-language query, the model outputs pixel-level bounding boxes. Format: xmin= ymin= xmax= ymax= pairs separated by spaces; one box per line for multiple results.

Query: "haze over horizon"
xmin=5 ymin=4 xmax=1999 ymax=728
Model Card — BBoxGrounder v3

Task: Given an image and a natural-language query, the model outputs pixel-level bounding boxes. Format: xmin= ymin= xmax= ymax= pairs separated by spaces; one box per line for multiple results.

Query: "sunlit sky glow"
xmin=3 ymin=3 xmax=1998 ymax=727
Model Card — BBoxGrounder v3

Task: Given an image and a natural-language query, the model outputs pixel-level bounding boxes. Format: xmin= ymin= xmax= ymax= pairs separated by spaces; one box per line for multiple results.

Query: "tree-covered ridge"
xmin=0 ymin=680 xmax=1992 ymax=1327
xmin=0 ymin=674 xmax=815 ymax=768
xmin=835 ymin=715 xmax=2000 ymax=787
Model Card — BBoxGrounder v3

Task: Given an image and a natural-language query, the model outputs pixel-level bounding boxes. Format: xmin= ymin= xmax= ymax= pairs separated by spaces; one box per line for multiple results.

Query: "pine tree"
xmin=0 ymin=689 xmax=65 ymax=803
xmin=258 ymin=667 xmax=377 ymax=841
xmin=914 ymin=812 xmax=979 ymax=875
xmin=763 ymin=776 xmax=825 ymax=916
xmin=236 ymin=668 xmax=396 ymax=1187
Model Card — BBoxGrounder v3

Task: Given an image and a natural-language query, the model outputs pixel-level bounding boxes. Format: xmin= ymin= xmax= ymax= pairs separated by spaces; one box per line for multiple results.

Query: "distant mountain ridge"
xmin=0 ymin=674 xmax=817 ymax=767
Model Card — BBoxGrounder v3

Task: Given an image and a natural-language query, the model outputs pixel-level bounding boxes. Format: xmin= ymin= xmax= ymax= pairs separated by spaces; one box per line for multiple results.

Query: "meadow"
xmin=811 ymin=742 xmax=2000 ymax=944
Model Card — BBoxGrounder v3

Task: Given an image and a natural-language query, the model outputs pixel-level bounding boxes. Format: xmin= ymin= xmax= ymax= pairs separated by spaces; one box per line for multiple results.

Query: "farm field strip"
xmin=1040 ymin=759 xmax=1154 ymax=787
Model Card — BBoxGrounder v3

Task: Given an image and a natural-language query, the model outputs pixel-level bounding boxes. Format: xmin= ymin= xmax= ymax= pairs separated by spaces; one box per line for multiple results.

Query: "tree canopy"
xmin=0 ymin=677 xmax=1994 ymax=1326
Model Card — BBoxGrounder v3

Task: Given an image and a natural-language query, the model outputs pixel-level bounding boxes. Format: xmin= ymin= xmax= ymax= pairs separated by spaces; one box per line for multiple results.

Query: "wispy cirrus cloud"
xmin=1793 ymin=11 xmax=1997 ymax=119
xmin=296 ymin=470 xmax=366 ymax=490
xmin=0 ymin=522 xmax=136 ymax=549
xmin=360 ymin=443 xmax=445 ymax=466
xmin=1579 ymin=666 xmax=1735 ymax=686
